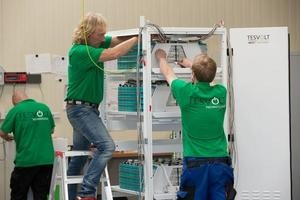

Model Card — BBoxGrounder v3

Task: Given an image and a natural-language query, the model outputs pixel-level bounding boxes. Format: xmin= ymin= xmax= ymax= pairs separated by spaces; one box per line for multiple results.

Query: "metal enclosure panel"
xmin=290 ymin=54 xmax=300 ymax=200
xmin=230 ymin=27 xmax=291 ymax=200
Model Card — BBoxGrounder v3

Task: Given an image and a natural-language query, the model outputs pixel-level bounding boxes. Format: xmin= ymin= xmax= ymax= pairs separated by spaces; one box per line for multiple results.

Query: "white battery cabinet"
xmin=230 ymin=27 xmax=291 ymax=200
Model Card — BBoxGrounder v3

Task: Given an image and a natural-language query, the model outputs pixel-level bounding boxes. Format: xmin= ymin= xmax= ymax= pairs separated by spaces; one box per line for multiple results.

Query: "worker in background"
xmin=155 ymin=49 xmax=235 ymax=200
xmin=0 ymin=90 xmax=55 ymax=200
xmin=65 ymin=12 xmax=138 ymax=200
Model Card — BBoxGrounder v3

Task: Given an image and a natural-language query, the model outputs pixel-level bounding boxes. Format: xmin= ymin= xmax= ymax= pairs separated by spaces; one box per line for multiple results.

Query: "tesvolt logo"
xmin=247 ymin=34 xmax=270 ymax=44
xmin=17 ymin=110 xmax=51 ymax=121
xmin=190 ymin=96 xmax=225 ymax=109
xmin=36 ymin=110 xmax=43 ymax=117
xmin=211 ymin=97 xmax=219 ymax=105
xmin=33 ymin=110 xmax=49 ymax=121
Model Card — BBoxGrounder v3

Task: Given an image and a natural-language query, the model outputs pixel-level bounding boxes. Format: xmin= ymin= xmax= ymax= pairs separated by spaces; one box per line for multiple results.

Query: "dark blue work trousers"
xmin=177 ymin=157 xmax=234 ymax=200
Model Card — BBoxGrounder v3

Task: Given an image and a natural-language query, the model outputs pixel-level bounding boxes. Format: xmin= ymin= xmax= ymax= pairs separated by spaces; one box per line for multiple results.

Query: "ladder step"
xmin=65 ymin=176 xmax=84 ymax=184
xmin=55 ymin=175 xmax=84 ymax=184
xmin=64 ymin=151 xmax=93 ymax=157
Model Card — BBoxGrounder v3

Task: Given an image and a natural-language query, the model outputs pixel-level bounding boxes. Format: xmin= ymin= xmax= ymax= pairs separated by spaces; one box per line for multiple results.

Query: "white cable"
xmin=160 ymin=164 xmax=173 ymax=188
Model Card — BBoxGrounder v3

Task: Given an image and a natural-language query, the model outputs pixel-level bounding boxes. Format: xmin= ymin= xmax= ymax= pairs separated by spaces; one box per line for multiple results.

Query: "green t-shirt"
xmin=171 ymin=79 xmax=229 ymax=157
xmin=66 ymin=36 xmax=112 ymax=104
xmin=1 ymin=99 xmax=55 ymax=167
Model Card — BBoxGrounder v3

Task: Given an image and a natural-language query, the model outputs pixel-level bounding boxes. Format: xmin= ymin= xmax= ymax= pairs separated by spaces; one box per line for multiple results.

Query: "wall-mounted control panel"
xmin=4 ymin=72 xmax=27 ymax=83
xmin=3 ymin=72 xmax=41 ymax=84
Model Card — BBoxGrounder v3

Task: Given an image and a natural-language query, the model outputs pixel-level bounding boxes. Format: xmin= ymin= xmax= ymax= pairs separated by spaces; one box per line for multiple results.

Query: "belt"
xmin=186 ymin=157 xmax=231 ymax=168
xmin=66 ymin=100 xmax=99 ymax=109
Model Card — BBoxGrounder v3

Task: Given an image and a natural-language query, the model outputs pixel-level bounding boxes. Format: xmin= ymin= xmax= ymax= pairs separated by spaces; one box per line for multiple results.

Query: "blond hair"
xmin=192 ymin=54 xmax=217 ymax=82
xmin=72 ymin=12 xmax=107 ymax=44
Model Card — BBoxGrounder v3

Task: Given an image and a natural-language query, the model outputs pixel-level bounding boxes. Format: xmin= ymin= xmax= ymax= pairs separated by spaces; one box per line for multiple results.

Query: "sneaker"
xmin=76 ymin=197 xmax=96 ymax=200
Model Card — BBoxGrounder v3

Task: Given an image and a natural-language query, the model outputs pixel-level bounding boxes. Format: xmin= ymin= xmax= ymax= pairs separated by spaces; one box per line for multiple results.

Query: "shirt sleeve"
xmin=171 ymin=79 xmax=191 ymax=107
xmin=69 ymin=46 xmax=103 ymax=72
xmin=1 ymin=109 xmax=16 ymax=134
xmin=100 ymin=35 xmax=112 ymax=48
xmin=171 ymin=79 xmax=186 ymax=99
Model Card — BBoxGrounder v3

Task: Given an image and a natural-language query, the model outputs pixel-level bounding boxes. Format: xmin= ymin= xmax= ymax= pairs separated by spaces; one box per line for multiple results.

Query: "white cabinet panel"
xmin=230 ymin=27 xmax=291 ymax=200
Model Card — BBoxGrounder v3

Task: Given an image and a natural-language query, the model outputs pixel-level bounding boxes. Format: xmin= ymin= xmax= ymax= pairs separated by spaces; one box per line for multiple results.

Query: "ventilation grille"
xmin=240 ymin=190 xmax=281 ymax=200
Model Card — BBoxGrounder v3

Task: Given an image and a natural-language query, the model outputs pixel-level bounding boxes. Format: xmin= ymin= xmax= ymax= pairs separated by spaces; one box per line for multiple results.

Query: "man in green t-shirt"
xmin=65 ymin=12 xmax=138 ymax=200
xmin=0 ymin=90 xmax=55 ymax=200
xmin=155 ymin=49 xmax=235 ymax=200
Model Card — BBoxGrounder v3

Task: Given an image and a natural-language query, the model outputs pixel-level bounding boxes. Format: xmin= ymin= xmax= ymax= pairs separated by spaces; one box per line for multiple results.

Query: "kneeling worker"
xmin=155 ymin=49 xmax=235 ymax=200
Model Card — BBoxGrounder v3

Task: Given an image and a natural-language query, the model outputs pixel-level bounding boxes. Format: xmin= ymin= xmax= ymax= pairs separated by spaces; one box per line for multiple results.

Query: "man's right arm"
xmin=155 ymin=49 xmax=177 ymax=86
xmin=99 ymin=36 xmax=138 ymax=62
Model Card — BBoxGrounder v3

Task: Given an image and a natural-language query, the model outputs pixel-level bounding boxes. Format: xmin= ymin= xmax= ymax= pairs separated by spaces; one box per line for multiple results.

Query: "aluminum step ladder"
xmin=48 ymin=150 xmax=113 ymax=200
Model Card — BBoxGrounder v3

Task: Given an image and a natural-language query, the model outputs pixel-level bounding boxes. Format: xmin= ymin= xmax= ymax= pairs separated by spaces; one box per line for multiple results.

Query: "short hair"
xmin=72 ymin=12 xmax=107 ymax=44
xmin=12 ymin=90 xmax=28 ymax=105
xmin=192 ymin=54 xmax=217 ymax=82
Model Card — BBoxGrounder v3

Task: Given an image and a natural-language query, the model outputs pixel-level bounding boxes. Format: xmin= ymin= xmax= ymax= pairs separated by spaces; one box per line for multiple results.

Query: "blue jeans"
xmin=177 ymin=157 xmax=234 ymax=200
xmin=66 ymin=104 xmax=115 ymax=199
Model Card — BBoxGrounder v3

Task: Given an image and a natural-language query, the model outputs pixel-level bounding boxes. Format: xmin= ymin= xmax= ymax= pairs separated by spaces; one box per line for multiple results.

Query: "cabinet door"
xmin=230 ymin=27 xmax=290 ymax=200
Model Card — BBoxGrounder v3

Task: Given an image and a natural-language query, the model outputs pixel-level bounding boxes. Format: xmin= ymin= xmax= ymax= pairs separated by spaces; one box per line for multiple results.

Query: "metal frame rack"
xmin=103 ymin=17 xmax=228 ymax=200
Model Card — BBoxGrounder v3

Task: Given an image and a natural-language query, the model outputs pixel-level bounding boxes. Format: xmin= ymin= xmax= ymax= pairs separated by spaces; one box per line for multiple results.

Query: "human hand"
xmin=4 ymin=134 xmax=14 ymax=141
xmin=155 ymin=49 xmax=167 ymax=61
xmin=178 ymin=58 xmax=193 ymax=68
xmin=151 ymin=34 xmax=159 ymax=41
xmin=151 ymin=34 xmax=164 ymax=42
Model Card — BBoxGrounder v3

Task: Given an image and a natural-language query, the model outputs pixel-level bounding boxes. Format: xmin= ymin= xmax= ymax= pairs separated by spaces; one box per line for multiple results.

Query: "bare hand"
xmin=178 ymin=58 xmax=193 ymax=68
xmin=155 ymin=49 xmax=167 ymax=61
xmin=4 ymin=134 xmax=14 ymax=141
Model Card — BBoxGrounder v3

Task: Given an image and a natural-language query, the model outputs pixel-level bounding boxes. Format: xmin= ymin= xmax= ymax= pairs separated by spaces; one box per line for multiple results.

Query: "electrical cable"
xmin=146 ymin=20 xmax=223 ymax=43
xmin=197 ymin=20 xmax=224 ymax=41
xmin=160 ymin=164 xmax=173 ymax=188
xmin=145 ymin=23 xmax=168 ymax=42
